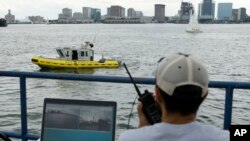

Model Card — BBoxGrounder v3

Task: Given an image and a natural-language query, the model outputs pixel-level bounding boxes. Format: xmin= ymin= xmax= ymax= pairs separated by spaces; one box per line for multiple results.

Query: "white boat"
xmin=186 ymin=8 xmax=202 ymax=33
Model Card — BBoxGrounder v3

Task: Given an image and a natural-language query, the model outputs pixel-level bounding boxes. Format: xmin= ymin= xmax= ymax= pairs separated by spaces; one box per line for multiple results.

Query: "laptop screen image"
xmin=41 ymin=98 xmax=117 ymax=141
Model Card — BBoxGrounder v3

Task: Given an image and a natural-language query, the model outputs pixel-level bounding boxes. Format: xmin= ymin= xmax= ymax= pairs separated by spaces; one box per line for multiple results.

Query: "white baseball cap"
xmin=156 ymin=53 xmax=209 ymax=98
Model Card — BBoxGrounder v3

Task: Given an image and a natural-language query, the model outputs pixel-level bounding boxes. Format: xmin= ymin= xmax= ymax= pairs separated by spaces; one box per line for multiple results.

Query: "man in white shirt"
xmin=119 ymin=53 xmax=229 ymax=141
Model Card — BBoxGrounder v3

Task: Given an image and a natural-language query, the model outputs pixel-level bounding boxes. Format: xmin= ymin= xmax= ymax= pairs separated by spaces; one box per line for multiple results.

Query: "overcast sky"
xmin=0 ymin=0 xmax=249 ymax=19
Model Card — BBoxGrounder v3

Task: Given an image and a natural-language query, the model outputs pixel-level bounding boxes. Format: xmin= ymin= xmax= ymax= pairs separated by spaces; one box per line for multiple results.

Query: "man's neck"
xmin=161 ymin=112 xmax=196 ymax=124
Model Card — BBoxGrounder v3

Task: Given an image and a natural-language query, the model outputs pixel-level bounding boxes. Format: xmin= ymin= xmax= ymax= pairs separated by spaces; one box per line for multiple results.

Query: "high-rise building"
xmin=91 ymin=8 xmax=101 ymax=22
xmin=5 ymin=9 xmax=15 ymax=23
xmin=127 ymin=8 xmax=143 ymax=18
xmin=179 ymin=1 xmax=193 ymax=22
xmin=217 ymin=3 xmax=233 ymax=21
xmin=127 ymin=8 xmax=136 ymax=17
xmin=232 ymin=9 xmax=238 ymax=21
xmin=58 ymin=13 xmax=66 ymax=20
xmin=82 ymin=7 xmax=92 ymax=19
xmin=135 ymin=11 xmax=143 ymax=17
xmin=198 ymin=3 xmax=202 ymax=18
xmin=154 ymin=4 xmax=165 ymax=23
xmin=202 ymin=0 xmax=213 ymax=15
xmin=198 ymin=0 xmax=215 ymax=21
xmin=238 ymin=8 xmax=247 ymax=21
xmin=62 ymin=8 xmax=72 ymax=18
xmin=107 ymin=8 xmax=111 ymax=16
xmin=58 ymin=8 xmax=72 ymax=23
xmin=180 ymin=2 xmax=193 ymax=17
xmin=73 ymin=12 xmax=83 ymax=21
xmin=110 ymin=5 xmax=125 ymax=17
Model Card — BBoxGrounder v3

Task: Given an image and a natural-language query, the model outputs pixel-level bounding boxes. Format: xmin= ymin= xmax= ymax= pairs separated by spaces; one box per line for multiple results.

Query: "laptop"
xmin=40 ymin=98 xmax=117 ymax=141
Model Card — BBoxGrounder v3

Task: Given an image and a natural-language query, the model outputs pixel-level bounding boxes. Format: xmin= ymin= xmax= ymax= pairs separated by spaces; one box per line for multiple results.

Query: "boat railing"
xmin=0 ymin=70 xmax=250 ymax=141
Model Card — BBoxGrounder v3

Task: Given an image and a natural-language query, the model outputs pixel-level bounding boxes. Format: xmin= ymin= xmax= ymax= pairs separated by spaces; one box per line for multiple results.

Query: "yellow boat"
xmin=31 ymin=42 xmax=121 ymax=69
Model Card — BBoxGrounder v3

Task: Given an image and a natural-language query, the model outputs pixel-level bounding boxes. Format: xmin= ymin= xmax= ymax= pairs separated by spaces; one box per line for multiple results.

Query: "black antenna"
xmin=123 ymin=63 xmax=142 ymax=97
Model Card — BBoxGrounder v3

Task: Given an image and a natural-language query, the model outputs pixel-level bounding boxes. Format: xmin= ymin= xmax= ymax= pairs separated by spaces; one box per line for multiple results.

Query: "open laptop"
xmin=40 ymin=98 xmax=117 ymax=141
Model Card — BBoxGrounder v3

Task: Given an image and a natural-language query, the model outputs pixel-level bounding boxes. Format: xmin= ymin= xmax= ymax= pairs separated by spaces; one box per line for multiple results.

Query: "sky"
xmin=0 ymin=0 xmax=249 ymax=20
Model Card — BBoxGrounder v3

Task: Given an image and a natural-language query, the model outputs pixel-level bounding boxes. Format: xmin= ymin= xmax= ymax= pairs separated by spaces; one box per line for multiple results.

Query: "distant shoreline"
xmin=6 ymin=22 xmax=250 ymax=25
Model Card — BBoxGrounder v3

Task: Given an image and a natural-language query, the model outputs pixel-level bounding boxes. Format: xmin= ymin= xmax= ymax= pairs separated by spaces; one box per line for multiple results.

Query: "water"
xmin=0 ymin=24 xmax=250 ymax=140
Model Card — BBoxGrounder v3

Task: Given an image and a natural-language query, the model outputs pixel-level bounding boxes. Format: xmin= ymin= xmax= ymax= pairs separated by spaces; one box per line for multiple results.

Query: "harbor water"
xmin=0 ymin=24 xmax=250 ymax=140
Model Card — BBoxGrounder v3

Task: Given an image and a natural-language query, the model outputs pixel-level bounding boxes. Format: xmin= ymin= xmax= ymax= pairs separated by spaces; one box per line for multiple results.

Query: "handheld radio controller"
xmin=123 ymin=63 xmax=161 ymax=124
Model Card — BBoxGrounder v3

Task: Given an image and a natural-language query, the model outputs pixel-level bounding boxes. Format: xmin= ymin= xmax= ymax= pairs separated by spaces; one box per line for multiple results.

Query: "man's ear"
xmin=203 ymin=91 xmax=208 ymax=99
xmin=155 ymin=87 xmax=162 ymax=103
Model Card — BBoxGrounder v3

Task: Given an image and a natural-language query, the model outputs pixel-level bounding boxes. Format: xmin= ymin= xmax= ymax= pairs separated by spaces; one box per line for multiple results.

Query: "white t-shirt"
xmin=119 ymin=121 xmax=229 ymax=141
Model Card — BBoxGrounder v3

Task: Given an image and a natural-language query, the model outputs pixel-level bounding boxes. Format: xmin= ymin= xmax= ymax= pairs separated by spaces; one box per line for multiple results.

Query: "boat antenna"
xmin=81 ymin=37 xmax=85 ymax=45
xmin=92 ymin=34 xmax=96 ymax=44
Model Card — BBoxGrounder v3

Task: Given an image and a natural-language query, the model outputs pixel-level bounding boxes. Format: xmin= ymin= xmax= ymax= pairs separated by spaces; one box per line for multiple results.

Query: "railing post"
xmin=224 ymin=87 xmax=234 ymax=130
xmin=20 ymin=76 xmax=28 ymax=141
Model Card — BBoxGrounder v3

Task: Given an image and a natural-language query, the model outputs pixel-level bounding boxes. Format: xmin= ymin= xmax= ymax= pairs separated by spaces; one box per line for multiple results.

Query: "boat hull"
xmin=0 ymin=18 xmax=7 ymax=27
xmin=31 ymin=56 xmax=120 ymax=69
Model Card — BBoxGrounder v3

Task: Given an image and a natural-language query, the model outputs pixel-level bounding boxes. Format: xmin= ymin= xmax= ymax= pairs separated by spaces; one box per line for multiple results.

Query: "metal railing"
xmin=0 ymin=70 xmax=250 ymax=141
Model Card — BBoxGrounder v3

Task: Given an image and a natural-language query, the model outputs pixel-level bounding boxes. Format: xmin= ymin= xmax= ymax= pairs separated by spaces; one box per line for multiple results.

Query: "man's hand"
xmin=137 ymin=102 xmax=150 ymax=128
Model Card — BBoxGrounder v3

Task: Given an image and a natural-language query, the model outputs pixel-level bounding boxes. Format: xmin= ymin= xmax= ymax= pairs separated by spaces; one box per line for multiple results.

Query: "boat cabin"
xmin=56 ymin=42 xmax=94 ymax=61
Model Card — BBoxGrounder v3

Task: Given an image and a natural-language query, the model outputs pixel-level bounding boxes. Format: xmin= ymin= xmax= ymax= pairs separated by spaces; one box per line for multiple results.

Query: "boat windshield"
xmin=56 ymin=49 xmax=65 ymax=57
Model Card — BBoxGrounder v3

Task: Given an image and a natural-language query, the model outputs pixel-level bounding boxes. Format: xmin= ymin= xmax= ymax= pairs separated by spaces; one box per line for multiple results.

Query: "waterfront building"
xmin=107 ymin=8 xmax=111 ymax=16
xmin=58 ymin=8 xmax=72 ymax=23
xmin=103 ymin=17 xmax=140 ymax=24
xmin=198 ymin=0 xmax=215 ymax=22
xmin=135 ymin=11 xmax=143 ymax=17
xmin=238 ymin=8 xmax=247 ymax=21
xmin=62 ymin=8 xmax=72 ymax=18
xmin=127 ymin=8 xmax=143 ymax=18
xmin=178 ymin=1 xmax=193 ymax=23
xmin=58 ymin=13 xmax=67 ymax=22
xmin=168 ymin=15 xmax=179 ymax=23
xmin=154 ymin=4 xmax=165 ymax=23
xmin=198 ymin=3 xmax=201 ymax=18
xmin=28 ymin=16 xmax=45 ymax=24
xmin=110 ymin=5 xmax=125 ymax=17
xmin=103 ymin=16 xmax=151 ymax=24
xmin=140 ymin=16 xmax=152 ymax=23
xmin=83 ymin=7 xmax=92 ymax=19
xmin=202 ymin=0 xmax=213 ymax=15
xmin=5 ymin=9 xmax=15 ymax=23
xmin=232 ymin=9 xmax=238 ymax=21
xmin=127 ymin=8 xmax=136 ymax=17
xmin=82 ymin=19 xmax=94 ymax=23
xmin=217 ymin=3 xmax=233 ymax=21
xmin=73 ymin=12 xmax=83 ymax=22
xmin=91 ymin=8 xmax=101 ymax=22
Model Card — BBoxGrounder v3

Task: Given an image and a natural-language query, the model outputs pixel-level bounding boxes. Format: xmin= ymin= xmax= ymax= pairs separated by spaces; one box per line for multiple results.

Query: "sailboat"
xmin=186 ymin=8 xmax=202 ymax=33
xmin=46 ymin=18 xmax=50 ymax=25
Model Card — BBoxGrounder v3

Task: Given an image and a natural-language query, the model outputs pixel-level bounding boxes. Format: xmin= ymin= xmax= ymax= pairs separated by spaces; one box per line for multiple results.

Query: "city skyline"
xmin=0 ymin=0 xmax=249 ymax=19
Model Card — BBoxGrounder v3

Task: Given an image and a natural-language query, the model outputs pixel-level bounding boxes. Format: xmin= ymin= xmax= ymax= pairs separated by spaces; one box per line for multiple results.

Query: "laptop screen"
xmin=41 ymin=98 xmax=117 ymax=141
